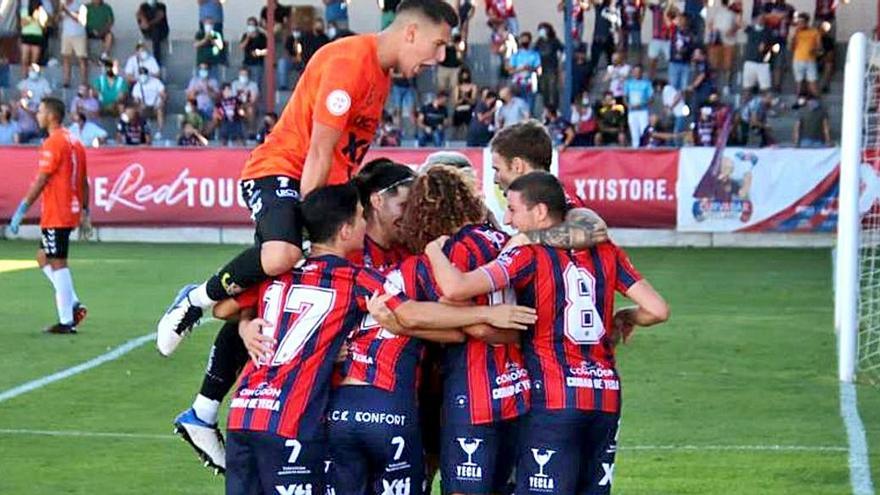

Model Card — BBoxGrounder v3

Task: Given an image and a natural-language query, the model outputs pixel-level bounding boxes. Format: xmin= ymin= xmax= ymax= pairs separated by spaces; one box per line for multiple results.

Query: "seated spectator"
xmin=543 ymin=104 xmax=574 ymax=151
xmin=0 ymin=103 xmax=20 ymax=144
xmin=93 ymin=60 xmax=129 ymax=116
xmin=452 ymin=67 xmax=477 ymax=138
xmin=68 ymin=110 xmax=108 ymax=147
xmin=594 ymin=91 xmax=627 ymax=146
xmin=604 ymin=52 xmax=631 ymax=102
xmin=377 ymin=111 xmax=403 ymax=147
xmin=116 ymin=104 xmax=151 ymax=145
xmin=186 ymin=63 xmax=220 ymax=120
xmin=86 ymin=0 xmax=114 ymax=59
xmin=183 ymin=99 xmax=206 ymax=135
xmin=466 ymin=89 xmax=498 ymax=147
xmin=623 ymin=65 xmax=653 ymax=147
xmin=123 ymin=41 xmax=160 ymax=86
xmin=507 ymin=31 xmax=541 ymax=112
xmin=70 ymin=84 xmax=100 ymax=119
xmin=194 ymin=16 xmax=226 ymax=78
xmin=131 ymin=67 xmax=166 ymax=138
xmin=489 ymin=22 xmax=517 ymax=87
xmin=60 ymin=0 xmax=88 ymax=88
xmin=19 ymin=0 xmax=50 ymax=78
xmin=640 ymin=113 xmax=679 ymax=147
xmin=418 ymin=91 xmax=449 ymax=148
xmin=570 ymin=91 xmax=597 ymax=146
xmin=13 ymin=91 xmax=41 ymax=143
xmin=739 ymin=90 xmax=773 ymax=147
xmin=688 ymin=46 xmax=715 ymax=109
xmin=388 ymin=70 xmax=416 ymax=137
xmin=17 ymin=64 xmax=52 ymax=105
xmin=790 ymin=12 xmax=821 ymax=96
xmin=231 ymin=67 xmax=260 ymax=134
xmin=136 ymin=0 xmax=169 ymax=66
xmin=793 ymin=93 xmax=831 ymax=147
xmin=255 ymin=111 xmax=277 ymax=144
xmin=239 ymin=17 xmax=267 ymax=88
xmin=214 ymin=83 xmax=246 ymax=146
xmin=495 ymin=85 xmax=529 ymax=129
xmin=178 ymin=121 xmax=209 ymax=146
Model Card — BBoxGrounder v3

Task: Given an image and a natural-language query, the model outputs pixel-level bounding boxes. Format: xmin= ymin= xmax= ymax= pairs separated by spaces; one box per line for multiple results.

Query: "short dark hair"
xmin=507 ymin=171 xmax=567 ymax=222
xmin=490 ymin=120 xmax=552 ymax=171
xmin=41 ymin=97 xmax=65 ymax=122
xmin=301 ymin=183 xmax=361 ymax=244
xmin=396 ymin=0 xmax=459 ymax=28
xmin=354 ymin=159 xmax=415 ymax=215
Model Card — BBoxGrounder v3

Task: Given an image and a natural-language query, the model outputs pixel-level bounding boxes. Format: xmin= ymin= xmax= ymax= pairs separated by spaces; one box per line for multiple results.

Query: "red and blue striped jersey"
xmin=480 ymin=242 xmax=642 ymax=415
xmin=433 ymin=224 xmax=531 ymax=425
xmin=227 ymin=254 xmax=408 ymax=439
xmin=346 ymin=235 xmax=410 ymax=273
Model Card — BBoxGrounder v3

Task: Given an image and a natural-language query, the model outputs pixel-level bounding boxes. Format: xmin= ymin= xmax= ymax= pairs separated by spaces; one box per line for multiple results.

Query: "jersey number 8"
xmin=563 ymin=265 xmax=605 ymax=345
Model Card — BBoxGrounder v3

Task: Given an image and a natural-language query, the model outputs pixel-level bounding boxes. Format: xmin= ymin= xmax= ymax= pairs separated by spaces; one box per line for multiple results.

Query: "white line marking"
xmin=0 ymin=428 xmax=853 ymax=453
xmin=840 ymin=381 xmax=876 ymax=495
xmin=0 ymin=333 xmax=155 ymax=403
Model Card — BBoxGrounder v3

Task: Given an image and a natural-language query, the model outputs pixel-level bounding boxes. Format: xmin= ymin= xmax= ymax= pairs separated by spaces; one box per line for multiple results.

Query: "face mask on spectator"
xmin=327 ymin=26 xmax=337 ymax=39
xmin=293 ymin=29 xmax=302 ymax=38
xmin=139 ymin=74 xmax=149 ymax=84
xmin=204 ymin=23 xmax=214 ymax=34
xmin=198 ymin=68 xmax=209 ymax=79
xmin=138 ymin=50 xmax=148 ymax=61
xmin=247 ymin=25 xmax=257 ymax=34
xmin=28 ymin=70 xmax=39 ymax=80
xmin=238 ymin=74 xmax=249 ymax=84
xmin=538 ymin=28 xmax=547 ymax=39
xmin=185 ymin=103 xmax=194 ymax=114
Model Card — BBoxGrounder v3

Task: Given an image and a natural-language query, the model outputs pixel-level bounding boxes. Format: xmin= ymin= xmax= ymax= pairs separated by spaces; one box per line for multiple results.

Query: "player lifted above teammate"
xmin=7 ymin=97 xmax=91 ymax=334
xmin=157 ymin=0 xmax=459 ymax=356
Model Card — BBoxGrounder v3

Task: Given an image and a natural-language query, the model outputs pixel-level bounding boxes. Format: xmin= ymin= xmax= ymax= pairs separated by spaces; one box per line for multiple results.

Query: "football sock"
xmin=192 ymin=394 xmax=220 ymax=426
xmin=41 ymin=265 xmax=54 ymax=286
xmin=204 ymin=245 xmax=266 ymax=303
xmin=198 ymin=321 xmax=249 ymax=405
xmin=52 ymin=268 xmax=76 ymax=325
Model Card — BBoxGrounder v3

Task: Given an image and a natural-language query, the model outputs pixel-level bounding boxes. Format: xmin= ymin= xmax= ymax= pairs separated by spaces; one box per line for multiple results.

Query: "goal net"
xmin=838 ymin=32 xmax=880 ymax=385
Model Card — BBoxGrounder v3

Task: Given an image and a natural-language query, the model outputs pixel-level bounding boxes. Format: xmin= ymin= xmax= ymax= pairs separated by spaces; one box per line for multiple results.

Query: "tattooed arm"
xmin=524 ymin=208 xmax=609 ymax=249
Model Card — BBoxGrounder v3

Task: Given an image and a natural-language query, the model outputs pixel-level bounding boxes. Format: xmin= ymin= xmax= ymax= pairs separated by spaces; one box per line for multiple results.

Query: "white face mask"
xmin=138 ymin=50 xmax=148 ymax=60
xmin=138 ymin=74 xmax=149 ymax=84
xmin=185 ymin=103 xmax=194 ymax=113
xmin=238 ymin=74 xmax=249 ymax=84
xmin=28 ymin=70 xmax=39 ymax=80
xmin=538 ymin=28 xmax=547 ymax=39
xmin=247 ymin=25 xmax=257 ymax=34
xmin=198 ymin=69 xmax=209 ymax=79
xmin=204 ymin=23 xmax=214 ymax=34
xmin=327 ymin=26 xmax=337 ymax=39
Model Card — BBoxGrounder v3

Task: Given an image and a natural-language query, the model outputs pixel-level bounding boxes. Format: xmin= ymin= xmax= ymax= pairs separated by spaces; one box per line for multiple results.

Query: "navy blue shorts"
xmin=440 ymin=419 xmax=519 ymax=495
xmin=226 ymin=430 xmax=327 ymax=495
xmin=514 ymin=409 xmax=620 ymax=495
xmin=327 ymin=386 xmax=425 ymax=495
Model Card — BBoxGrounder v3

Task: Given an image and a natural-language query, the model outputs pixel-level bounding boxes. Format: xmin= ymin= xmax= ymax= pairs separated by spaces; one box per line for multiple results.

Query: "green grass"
xmin=0 ymin=240 xmax=875 ymax=494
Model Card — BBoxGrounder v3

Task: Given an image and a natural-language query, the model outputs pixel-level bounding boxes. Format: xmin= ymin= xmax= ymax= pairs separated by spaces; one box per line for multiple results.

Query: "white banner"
xmin=677 ymin=147 xmax=841 ymax=232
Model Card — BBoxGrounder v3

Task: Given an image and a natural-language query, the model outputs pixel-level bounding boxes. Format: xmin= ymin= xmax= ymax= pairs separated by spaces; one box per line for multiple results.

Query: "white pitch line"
xmin=0 ymin=428 xmax=172 ymax=441
xmin=840 ymin=382 xmax=876 ymax=495
xmin=0 ymin=333 xmax=155 ymax=403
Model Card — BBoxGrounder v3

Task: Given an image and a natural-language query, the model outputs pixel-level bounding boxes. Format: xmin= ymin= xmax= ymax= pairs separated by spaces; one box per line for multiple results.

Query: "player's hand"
xmin=366 ymin=291 xmax=400 ymax=332
xmin=8 ymin=200 xmax=27 ymax=235
xmin=78 ymin=210 xmax=93 ymax=241
xmin=611 ymin=310 xmax=636 ymax=347
xmin=503 ymin=233 xmax=532 ymax=250
xmin=426 ymin=235 xmax=450 ymax=254
xmin=239 ymin=318 xmax=276 ymax=367
xmin=485 ymin=304 xmax=537 ymax=331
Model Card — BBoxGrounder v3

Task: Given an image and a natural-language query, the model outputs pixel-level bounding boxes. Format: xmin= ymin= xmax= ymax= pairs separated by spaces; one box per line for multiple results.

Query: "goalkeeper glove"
xmin=8 ymin=201 xmax=28 ymax=235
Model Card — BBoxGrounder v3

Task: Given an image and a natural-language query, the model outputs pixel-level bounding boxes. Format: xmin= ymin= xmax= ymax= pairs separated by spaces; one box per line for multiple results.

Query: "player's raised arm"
xmin=423 ymin=237 xmax=498 ymax=301
xmin=300 ymin=121 xmax=344 ymax=196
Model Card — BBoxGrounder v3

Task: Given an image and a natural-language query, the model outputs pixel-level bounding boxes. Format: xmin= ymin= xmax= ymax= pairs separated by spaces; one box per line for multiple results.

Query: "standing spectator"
xmin=466 ymin=89 xmax=498 ymax=147
xmin=13 ymin=90 xmax=40 ymax=143
xmin=68 ymin=111 xmax=108 ymax=146
xmin=116 ymin=104 xmax=151 ymax=145
xmin=543 ymin=104 xmax=575 ymax=150
xmin=178 ymin=121 xmax=208 ymax=146
xmin=618 ymin=0 xmax=644 ymax=59
xmin=388 ymin=70 xmax=416 ymax=137
xmin=489 ymin=22 xmax=516 ymax=86
xmin=790 ymin=13 xmax=821 ymax=96
xmin=186 ymin=62 xmax=219 ymax=121
xmin=661 ymin=78 xmax=687 ymax=143
xmin=183 ymin=99 xmax=205 ymax=135
xmin=195 ymin=17 xmax=226 ymax=78
xmin=692 ymin=92 xmax=728 ymax=147
xmin=590 ymin=0 xmax=618 ymax=75
xmin=231 ymin=66 xmax=260 ymax=134
xmin=301 ymin=18 xmax=330 ymax=67
xmin=436 ymin=31 xmax=464 ymax=94
xmin=570 ymin=91 xmax=598 ymax=146
xmin=486 ymin=0 xmax=518 ymax=35
xmin=19 ymin=0 xmax=49 ymax=78
xmin=131 ymin=66 xmax=166 ymax=138
xmin=70 ymin=84 xmax=100 ymax=119
xmin=683 ymin=0 xmax=705 ymax=41
xmin=452 ymin=67 xmax=478 ymax=138
xmin=325 ymin=20 xmax=353 ymax=41
xmin=570 ymin=43 xmax=590 ymax=101
xmin=324 ymin=0 xmax=349 ymax=31
xmin=495 ymin=85 xmax=530 ymax=129
xmin=595 ymin=90 xmax=627 ymax=146
xmin=604 ymin=51 xmax=631 ymax=101
xmin=623 ymin=64 xmax=653 ymax=147
xmin=535 ymin=22 xmax=563 ymax=109
xmin=742 ymin=14 xmax=772 ymax=94
xmin=817 ymin=18 xmax=834 ymax=94
xmin=647 ymin=0 xmax=674 ymax=79
xmin=706 ymin=0 xmax=740 ymax=94
xmin=239 ymin=17 xmax=267 ymax=88
xmin=255 ymin=111 xmax=277 ymax=144
xmin=137 ymin=0 xmax=169 ymax=66
xmin=123 ymin=41 xmax=160 ymax=85
xmin=198 ymin=0 xmax=223 ymax=32
xmin=379 ymin=0 xmax=402 ymax=29
xmin=0 ymin=103 xmax=20 ymax=144
xmin=688 ymin=47 xmax=715 ymax=108
xmin=417 ymin=91 xmax=449 ymax=147
xmin=278 ymin=27 xmax=301 ymax=91
xmin=0 ymin=0 xmax=18 ymax=72
xmin=86 ymin=0 xmax=114 ymax=60
xmin=762 ymin=0 xmax=795 ymax=92
xmin=214 ymin=83 xmax=245 ymax=146
xmin=814 ymin=0 xmax=836 ymax=32
xmin=739 ymin=90 xmax=773 ymax=146
xmin=17 ymin=64 xmax=52 ymax=105
xmin=668 ymin=14 xmax=695 ymax=91
xmin=457 ymin=0 xmax=475 ymax=44
xmin=93 ymin=59 xmax=128 ymax=116
xmin=377 ymin=111 xmax=403 ymax=147
xmin=507 ymin=31 xmax=541 ymax=112
xmin=60 ymin=0 xmax=88 ymax=88
xmin=793 ymin=94 xmax=831 ymax=147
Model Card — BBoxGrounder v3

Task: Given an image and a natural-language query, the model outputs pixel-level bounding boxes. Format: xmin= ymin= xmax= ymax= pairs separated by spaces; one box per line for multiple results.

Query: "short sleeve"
xmin=613 ymin=245 xmax=643 ymax=293
xmin=312 ymin=56 xmax=366 ymax=131
xmin=234 ymin=286 xmax=261 ymax=310
xmin=37 ymin=140 xmax=61 ymax=175
xmin=354 ymin=268 xmax=409 ymax=312
xmin=478 ymin=246 xmax=536 ymax=292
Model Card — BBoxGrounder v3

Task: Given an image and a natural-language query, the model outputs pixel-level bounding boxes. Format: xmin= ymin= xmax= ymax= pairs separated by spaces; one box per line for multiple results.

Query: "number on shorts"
xmin=265 ymin=285 xmax=336 ymax=366
xmin=562 ymin=264 xmax=605 ymax=345
xmin=285 ymin=439 xmax=302 ymax=465
xmin=391 ymin=436 xmax=405 ymax=461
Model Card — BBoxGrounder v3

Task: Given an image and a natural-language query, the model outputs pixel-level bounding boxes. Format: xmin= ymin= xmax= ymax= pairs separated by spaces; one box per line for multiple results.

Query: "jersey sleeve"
xmin=613 ymin=244 xmax=643 ymax=293
xmin=37 ymin=139 xmax=62 ymax=175
xmin=354 ymin=267 xmax=410 ymax=312
xmin=234 ymin=285 xmax=262 ymax=311
xmin=312 ymin=55 xmax=367 ymax=131
xmin=478 ymin=246 xmax=536 ymax=292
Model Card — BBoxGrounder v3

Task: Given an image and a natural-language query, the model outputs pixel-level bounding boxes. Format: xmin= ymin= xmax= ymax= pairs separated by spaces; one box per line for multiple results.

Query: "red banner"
xmin=557 ymin=149 xmax=679 ymax=228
